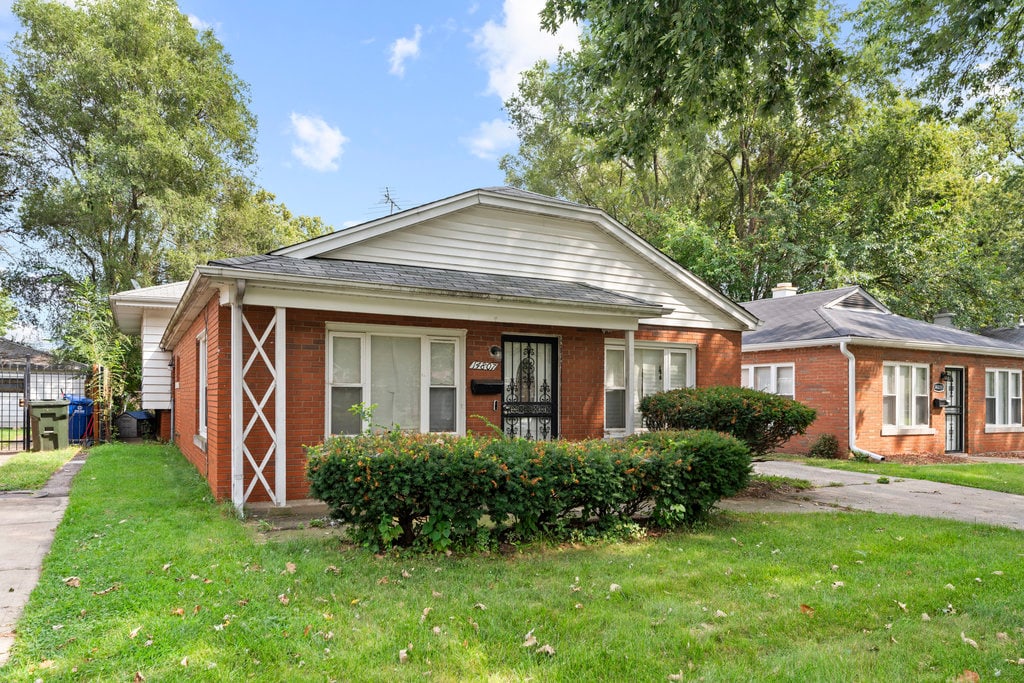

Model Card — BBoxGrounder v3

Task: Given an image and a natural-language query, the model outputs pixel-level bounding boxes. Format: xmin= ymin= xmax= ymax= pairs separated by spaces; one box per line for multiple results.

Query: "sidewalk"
xmin=720 ymin=460 xmax=1024 ymax=530
xmin=0 ymin=450 xmax=87 ymax=665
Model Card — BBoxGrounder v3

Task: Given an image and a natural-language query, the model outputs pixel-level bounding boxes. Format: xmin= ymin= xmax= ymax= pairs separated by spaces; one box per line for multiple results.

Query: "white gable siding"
xmin=319 ymin=205 xmax=741 ymax=330
xmin=141 ymin=309 xmax=172 ymax=410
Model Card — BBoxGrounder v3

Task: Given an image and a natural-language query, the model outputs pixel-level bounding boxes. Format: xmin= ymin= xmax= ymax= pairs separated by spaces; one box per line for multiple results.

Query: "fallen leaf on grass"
xmin=278 ymin=594 xmax=289 ymax=606
xmin=420 ymin=607 xmax=432 ymax=623
xmin=961 ymin=632 xmax=979 ymax=649
xmin=800 ymin=604 xmax=815 ymax=617
xmin=171 ymin=608 xmax=185 ymax=617
xmin=609 ymin=583 xmax=621 ymax=592
xmin=93 ymin=584 xmax=119 ymax=596
xmin=133 ymin=672 xmax=145 ymax=682
xmin=162 ymin=563 xmax=172 ymax=572
xmin=921 ymin=613 xmax=930 ymax=621
xmin=945 ymin=583 xmax=956 ymax=591
xmin=376 ymin=577 xmax=389 ymax=585
xmin=714 ymin=610 xmax=728 ymax=618
xmin=180 ymin=657 xmax=188 ymax=667
xmin=522 ymin=629 xmax=537 ymax=647
xmin=432 ymin=590 xmax=442 ymax=598
xmin=996 ymin=632 xmax=1009 ymax=641
xmin=402 ymin=570 xmax=412 ymax=579
xmin=129 ymin=626 xmax=141 ymax=639
xmin=1007 ymin=658 xmax=1024 ymax=666
xmin=575 ymin=603 xmax=584 ymax=609
xmin=63 ymin=576 xmax=81 ymax=588
xmin=325 ymin=565 xmax=340 ymax=574
xmin=956 ymin=670 xmax=980 ymax=682
xmin=432 ymin=626 xmax=441 ymax=636
xmin=895 ymin=601 xmax=907 ymax=612
xmin=537 ymin=644 xmax=555 ymax=656
xmin=831 ymin=581 xmax=845 ymax=589
xmin=284 ymin=562 xmax=296 ymax=574
xmin=473 ymin=603 xmax=486 ymax=610
xmin=193 ymin=605 xmax=201 ymax=616
xmin=669 ymin=674 xmax=683 ymax=681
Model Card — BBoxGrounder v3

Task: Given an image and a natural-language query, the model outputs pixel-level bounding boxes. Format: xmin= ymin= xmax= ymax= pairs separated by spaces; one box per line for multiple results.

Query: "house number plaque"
xmin=469 ymin=361 xmax=499 ymax=371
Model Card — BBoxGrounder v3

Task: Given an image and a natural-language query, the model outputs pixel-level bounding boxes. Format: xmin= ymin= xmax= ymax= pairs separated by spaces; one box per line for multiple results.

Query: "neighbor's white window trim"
xmin=881 ymin=361 xmax=935 ymax=436
xmin=324 ymin=323 xmax=466 ymax=437
xmin=741 ymin=363 xmax=796 ymax=398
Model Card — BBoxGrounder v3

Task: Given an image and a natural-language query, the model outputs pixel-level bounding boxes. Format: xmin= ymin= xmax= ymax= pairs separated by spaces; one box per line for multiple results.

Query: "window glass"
xmin=753 ymin=366 xmax=771 ymax=393
xmin=635 ymin=349 xmax=664 ymax=403
xmin=605 ymin=389 xmax=626 ymax=430
xmin=430 ymin=341 xmax=455 ymax=386
xmin=741 ymin=367 xmax=751 ymax=388
xmin=331 ymin=387 xmax=362 ymax=434
xmin=605 ymin=348 xmax=625 ymax=387
xmin=332 ymin=336 xmax=361 ymax=385
xmin=370 ymin=336 xmax=421 ymax=429
xmin=668 ymin=352 xmax=688 ymax=389
xmin=429 ymin=388 xmax=456 ymax=432
xmin=776 ymin=366 xmax=794 ymax=397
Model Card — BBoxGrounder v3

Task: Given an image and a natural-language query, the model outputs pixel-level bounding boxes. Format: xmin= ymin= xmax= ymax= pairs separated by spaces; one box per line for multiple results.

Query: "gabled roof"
xmin=0 ymin=338 xmax=87 ymax=371
xmin=271 ymin=187 xmax=757 ymax=331
xmin=209 ymin=254 xmax=666 ymax=312
xmin=110 ymin=281 xmax=188 ymax=334
xmin=742 ymin=286 xmax=1024 ymax=357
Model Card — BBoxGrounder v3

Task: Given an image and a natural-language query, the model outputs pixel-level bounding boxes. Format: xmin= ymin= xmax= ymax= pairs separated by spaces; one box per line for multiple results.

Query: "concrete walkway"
xmin=720 ymin=460 xmax=1024 ymax=530
xmin=0 ymin=450 xmax=87 ymax=665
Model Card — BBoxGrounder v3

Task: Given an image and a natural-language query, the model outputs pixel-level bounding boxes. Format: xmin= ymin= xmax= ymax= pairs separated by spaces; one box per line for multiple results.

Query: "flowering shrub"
xmin=306 ymin=429 xmax=751 ymax=551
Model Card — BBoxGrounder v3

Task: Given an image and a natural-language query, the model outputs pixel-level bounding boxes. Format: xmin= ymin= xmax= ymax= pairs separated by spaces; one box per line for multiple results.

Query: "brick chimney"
xmin=933 ymin=311 xmax=955 ymax=328
xmin=771 ymin=282 xmax=799 ymax=299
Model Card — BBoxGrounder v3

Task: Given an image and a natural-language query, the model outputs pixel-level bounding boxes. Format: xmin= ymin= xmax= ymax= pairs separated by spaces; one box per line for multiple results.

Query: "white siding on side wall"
xmin=141 ymin=309 xmax=172 ymax=410
xmin=320 ymin=205 xmax=740 ymax=330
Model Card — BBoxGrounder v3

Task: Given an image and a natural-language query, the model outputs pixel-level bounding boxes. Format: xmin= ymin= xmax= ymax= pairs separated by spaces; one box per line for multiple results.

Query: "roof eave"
xmin=743 ymin=336 xmax=1024 ymax=358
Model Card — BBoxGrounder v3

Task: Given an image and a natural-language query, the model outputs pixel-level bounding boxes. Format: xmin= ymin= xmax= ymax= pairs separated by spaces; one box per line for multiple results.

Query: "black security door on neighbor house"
xmin=502 ymin=336 xmax=558 ymax=439
xmin=944 ymin=367 xmax=965 ymax=453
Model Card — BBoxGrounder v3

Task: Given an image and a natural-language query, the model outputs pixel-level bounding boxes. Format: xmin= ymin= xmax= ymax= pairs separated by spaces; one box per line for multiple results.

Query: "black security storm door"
xmin=944 ymin=367 xmax=965 ymax=453
xmin=502 ymin=336 xmax=558 ymax=440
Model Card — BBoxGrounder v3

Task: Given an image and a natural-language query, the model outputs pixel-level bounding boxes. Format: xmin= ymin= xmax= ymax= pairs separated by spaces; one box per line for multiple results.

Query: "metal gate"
xmin=502 ymin=336 xmax=558 ymax=440
xmin=0 ymin=344 xmax=89 ymax=452
xmin=944 ymin=367 xmax=964 ymax=453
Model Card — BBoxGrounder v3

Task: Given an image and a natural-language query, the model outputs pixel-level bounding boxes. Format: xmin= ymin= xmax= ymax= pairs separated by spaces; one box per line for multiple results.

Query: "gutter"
xmin=839 ymin=341 xmax=885 ymax=462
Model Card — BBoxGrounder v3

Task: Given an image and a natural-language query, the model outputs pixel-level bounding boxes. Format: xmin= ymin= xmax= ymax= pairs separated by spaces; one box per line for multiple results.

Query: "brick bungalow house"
xmin=740 ymin=284 xmax=1024 ymax=458
xmin=112 ymin=188 xmax=757 ymax=510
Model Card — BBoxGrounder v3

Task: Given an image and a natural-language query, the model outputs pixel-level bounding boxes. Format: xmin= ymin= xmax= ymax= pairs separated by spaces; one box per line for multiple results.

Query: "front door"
xmin=944 ymin=367 xmax=965 ymax=453
xmin=502 ymin=336 xmax=558 ymax=439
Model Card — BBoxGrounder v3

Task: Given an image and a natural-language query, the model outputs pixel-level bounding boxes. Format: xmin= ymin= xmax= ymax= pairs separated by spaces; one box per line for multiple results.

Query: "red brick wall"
xmin=174 ymin=304 xmax=744 ymax=502
xmin=741 ymin=346 xmax=851 ymax=454
xmin=742 ymin=343 xmax=1024 ymax=457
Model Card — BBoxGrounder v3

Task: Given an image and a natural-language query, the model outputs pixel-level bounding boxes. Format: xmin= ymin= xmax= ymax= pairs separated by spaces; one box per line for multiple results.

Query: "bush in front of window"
xmin=639 ymin=386 xmax=817 ymax=458
xmin=305 ymin=430 xmax=752 ymax=551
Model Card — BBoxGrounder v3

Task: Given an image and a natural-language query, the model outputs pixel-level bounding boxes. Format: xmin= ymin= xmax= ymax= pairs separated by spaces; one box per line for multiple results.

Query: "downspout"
xmin=839 ymin=342 xmax=885 ymax=462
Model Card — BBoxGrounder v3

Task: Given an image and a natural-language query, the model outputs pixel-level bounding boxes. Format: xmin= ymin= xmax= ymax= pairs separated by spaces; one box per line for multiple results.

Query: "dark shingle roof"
xmin=741 ymin=286 xmax=1024 ymax=353
xmin=209 ymin=254 xmax=664 ymax=311
xmin=981 ymin=325 xmax=1024 ymax=347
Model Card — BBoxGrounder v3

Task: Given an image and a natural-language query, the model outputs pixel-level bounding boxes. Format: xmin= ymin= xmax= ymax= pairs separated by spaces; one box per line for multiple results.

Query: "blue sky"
xmin=171 ymin=1 xmax=579 ymax=229
xmin=0 ymin=1 xmax=579 ymax=229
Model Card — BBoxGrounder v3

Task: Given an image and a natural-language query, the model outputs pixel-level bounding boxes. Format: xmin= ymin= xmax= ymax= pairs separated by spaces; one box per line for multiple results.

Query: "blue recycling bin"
xmin=66 ymin=395 xmax=94 ymax=443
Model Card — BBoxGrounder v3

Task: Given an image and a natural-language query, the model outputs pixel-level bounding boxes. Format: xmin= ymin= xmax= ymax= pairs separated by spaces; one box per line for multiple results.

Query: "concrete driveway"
xmin=721 ymin=460 xmax=1024 ymax=531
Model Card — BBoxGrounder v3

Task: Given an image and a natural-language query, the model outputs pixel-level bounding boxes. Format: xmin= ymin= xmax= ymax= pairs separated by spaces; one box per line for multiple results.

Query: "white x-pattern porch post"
xmin=231 ymin=280 xmax=287 ymax=512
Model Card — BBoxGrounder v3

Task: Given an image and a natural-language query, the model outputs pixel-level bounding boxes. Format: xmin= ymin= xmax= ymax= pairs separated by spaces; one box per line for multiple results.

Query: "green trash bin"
xmin=30 ymin=399 xmax=70 ymax=451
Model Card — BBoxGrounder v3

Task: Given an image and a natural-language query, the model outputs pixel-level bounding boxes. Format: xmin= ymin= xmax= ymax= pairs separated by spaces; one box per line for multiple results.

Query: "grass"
xmin=0 ymin=446 xmax=78 ymax=490
xmin=802 ymin=458 xmax=1024 ymax=496
xmin=5 ymin=443 xmax=1024 ymax=682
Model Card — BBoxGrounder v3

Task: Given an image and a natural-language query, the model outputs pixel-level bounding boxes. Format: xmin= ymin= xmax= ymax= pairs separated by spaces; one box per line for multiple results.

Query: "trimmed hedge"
xmin=638 ymin=386 xmax=816 ymax=457
xmin=305 ymin=430 xmax=751 ymax=551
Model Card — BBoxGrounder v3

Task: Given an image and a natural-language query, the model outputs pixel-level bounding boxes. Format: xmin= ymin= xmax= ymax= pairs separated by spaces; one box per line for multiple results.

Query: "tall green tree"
xmin=7 ymin=0 xmax=256 ymax=304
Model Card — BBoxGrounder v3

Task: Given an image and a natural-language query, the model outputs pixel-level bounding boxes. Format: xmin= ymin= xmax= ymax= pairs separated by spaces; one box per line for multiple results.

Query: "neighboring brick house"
xmin=740 ymin=284 xmax=1024 ymax=458
xmin=112 ymin=188 xmax=757 ymax=510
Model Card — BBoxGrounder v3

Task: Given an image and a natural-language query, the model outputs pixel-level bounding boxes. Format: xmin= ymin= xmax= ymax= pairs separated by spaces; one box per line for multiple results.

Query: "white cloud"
xmin=288 ymin=113 xmax=347 ymax=172
xmin=472 ymin=0 xmax=580 ymax=101
xmin=187 ymin=14 xmax=212 ymax=31
xmin=389 ymin=25 xmax=423 ymax=77
xmin=462 ymin=118 xmax=518 ymax=160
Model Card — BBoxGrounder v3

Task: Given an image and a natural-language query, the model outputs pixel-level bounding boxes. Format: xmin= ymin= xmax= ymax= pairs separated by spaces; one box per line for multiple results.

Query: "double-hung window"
xmin=604 ymin=343 xmax=695 ymax=432
xmin=985 ymin=369 xmax=1022 ymax=428
xmin=327 ymin=326 xmax=463 ymax=435
xmin=741 ymin=364 xmax=795 ymax=398
xmin=882 ymin=362 xmax=931 ymax=432
xmin=197 ymin=330 xmax=208 ymax=440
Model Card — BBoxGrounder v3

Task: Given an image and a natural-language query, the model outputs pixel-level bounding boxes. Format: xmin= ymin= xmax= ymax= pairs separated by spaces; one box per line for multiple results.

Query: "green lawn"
xmin=5 ymin=443 xmax=1024 ymax=682
xmin=0 ymin=446 xmax=79 ymax=490
xmin=801 ymin=458 xmax=1024 ymax=496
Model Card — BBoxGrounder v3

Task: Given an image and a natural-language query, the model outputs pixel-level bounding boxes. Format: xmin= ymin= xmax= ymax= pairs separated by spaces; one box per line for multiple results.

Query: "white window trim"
xmin=325 ymin=323 xmax=466 ymax=437
xmin=984 ymin=367 xmax=1023 ymax=430
xmin=197 ymin=330 xmax=208 ymax=441
xmin=881 ymin=361 xmax=935 ymax=436
xmin=741 ymin=363 xmax=795 ymax=398
xmin=604 ymin=340 xmax=696 ymax=436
